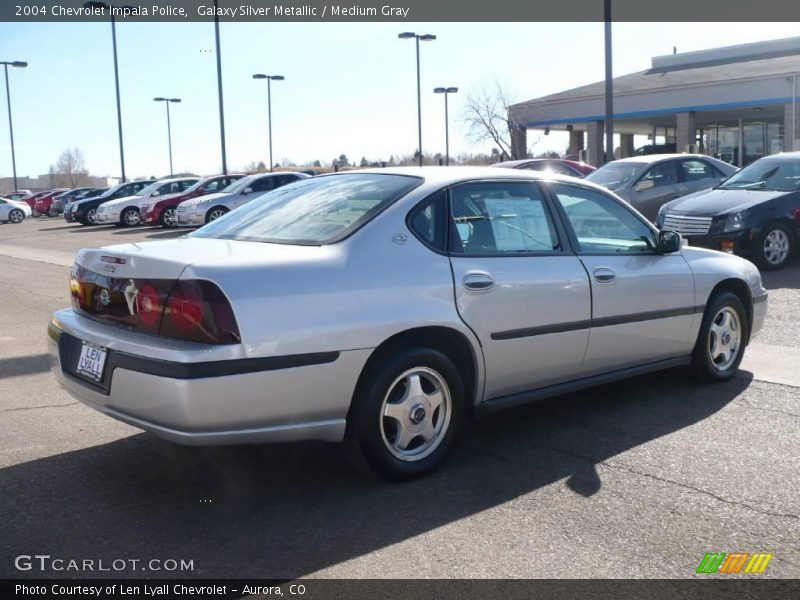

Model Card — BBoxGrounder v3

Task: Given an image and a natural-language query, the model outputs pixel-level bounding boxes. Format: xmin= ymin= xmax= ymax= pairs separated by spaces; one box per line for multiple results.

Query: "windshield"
xmin=220 ymin=174 xmax=257 ymax=194
xmin=719 ymin=160 xmax=800 ymax=191
xmin=190 ymin=174 xmax=422 ymax=245
xmin=585 ymin=163 xmax=645 ymax=189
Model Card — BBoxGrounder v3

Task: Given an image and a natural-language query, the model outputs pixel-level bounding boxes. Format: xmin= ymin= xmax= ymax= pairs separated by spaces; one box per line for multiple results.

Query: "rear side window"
xmin=408 ymin=189 xmax=447 ymax=252
xmin=251 ymin=177 xmax=276 ymax=192
xmin=449 ymin=181 xmax=560 ymax=254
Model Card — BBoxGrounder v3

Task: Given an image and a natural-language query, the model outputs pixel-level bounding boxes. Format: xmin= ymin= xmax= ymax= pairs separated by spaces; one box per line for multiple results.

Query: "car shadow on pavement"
xmin=761 ymin=261 xmax=800 ymax=291
xmin=0 ymin=353 xmax=51 ymax=378
xmin=109 ymin=228 xmax=186 ymax=240
xmin=0 ymin=369 xmax=752 ymax=579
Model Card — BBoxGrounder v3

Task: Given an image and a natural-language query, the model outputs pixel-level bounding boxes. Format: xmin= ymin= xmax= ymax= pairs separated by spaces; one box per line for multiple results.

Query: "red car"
xmin=141 ymin=173 xmax=246 ymax=227
xmin=22 ymin=190 xmax=55 ymax=215
xmin=491 ymin=158 xmax=596 ymax=178
xmin=34 ymin=188 xmax=69 ymax=217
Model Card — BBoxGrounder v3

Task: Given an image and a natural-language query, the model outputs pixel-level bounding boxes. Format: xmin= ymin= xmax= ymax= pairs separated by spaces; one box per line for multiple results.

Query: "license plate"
xmin=75 ymin=342 xmax=107 ymax=382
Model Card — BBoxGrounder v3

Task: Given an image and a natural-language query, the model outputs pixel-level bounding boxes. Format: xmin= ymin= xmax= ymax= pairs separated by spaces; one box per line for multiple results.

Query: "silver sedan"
xmin=49 ymin=167 xmax=767 ymax=480
xmin=586 ymin=154 xmax=737 ymax=222
xmin=0 ymin=197 xmax=32 ymax=223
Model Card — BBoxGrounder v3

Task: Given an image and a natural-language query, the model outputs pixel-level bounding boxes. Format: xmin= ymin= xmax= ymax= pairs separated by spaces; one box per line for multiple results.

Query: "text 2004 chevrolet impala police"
xmin=49 ymin=168 xmax=768 ymax=480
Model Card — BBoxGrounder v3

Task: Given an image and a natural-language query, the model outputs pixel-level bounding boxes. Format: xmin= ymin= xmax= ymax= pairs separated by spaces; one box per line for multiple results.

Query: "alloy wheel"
xmin=162 ymin=208 xmax=177 ymax=227
xmin=379 ymin=367 xmax=452 ymax=462
xmin=87 ymin=208 xmax=97 ymax=224
xmin=123 ymin=208 xmax=140 ymax=226
xmin=708 ymin=306 xmax=742 ymax=372
xmin=9 ymin=209 xmax=23 ymax=224
xmin=763 ymin=228 xmax=790 ymax=266
xmin=208 ymin=208 xmax=227 ymax=222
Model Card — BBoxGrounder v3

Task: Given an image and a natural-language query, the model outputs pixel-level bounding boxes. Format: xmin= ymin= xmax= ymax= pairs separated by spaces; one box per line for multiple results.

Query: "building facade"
xmin=509 ymin=37 xmax=800 ymax=167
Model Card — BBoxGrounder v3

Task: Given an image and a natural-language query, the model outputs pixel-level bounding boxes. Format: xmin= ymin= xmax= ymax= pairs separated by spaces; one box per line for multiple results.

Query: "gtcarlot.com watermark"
xmin=14 ymin=554 xmax=194 ymax=572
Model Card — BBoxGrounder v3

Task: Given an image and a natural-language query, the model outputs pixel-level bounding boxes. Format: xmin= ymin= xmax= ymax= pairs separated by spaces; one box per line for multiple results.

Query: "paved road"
xmin=1 ymin=218 xmax=798 ymax=579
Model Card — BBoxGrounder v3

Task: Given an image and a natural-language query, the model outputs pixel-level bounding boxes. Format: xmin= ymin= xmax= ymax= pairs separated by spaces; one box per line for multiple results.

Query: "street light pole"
xmin=213 ymin=0 xmax=227 ymax=174
xmin=154 ymin=97 xmax=181 ymax=176
xmin=434 ymin=87 xmax=458 ymax=166
xmin=85 ymin=2 xmax=130 ymax=182
xmin=399 ymin=32 xmax=436 ymax=167
xmin=252 ymin=74 xmax=284 ymax=172
xmin=1 ymin=60 xmax=26 ymax=192
xmin=604 ymin=0 xmax=614 ymax=165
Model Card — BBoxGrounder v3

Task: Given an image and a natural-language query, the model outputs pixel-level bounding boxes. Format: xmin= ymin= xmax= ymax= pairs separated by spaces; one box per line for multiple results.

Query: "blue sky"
xmin=1 ymin=21 xmax=799 ymax=179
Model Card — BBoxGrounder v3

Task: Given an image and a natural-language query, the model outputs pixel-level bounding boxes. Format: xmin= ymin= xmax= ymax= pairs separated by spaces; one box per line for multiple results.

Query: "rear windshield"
xmin=190 ymin=173 xmax=422 ymax=245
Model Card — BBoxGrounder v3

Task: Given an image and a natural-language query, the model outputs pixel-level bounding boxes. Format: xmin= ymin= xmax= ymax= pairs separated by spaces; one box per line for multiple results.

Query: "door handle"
xmin=592 ymin=267 xmax=617 ymax=283
xmin=463 ymin=273 xmax=495 ymax=291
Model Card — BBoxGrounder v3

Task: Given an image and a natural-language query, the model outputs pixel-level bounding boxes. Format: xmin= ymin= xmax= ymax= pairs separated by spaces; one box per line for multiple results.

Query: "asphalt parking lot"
xmin=1 ymin=217 xmax=798 ymax=579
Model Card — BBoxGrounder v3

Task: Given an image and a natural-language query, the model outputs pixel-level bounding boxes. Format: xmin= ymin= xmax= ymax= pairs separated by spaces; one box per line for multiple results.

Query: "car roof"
xmin=609 ymin=153 xmax=713 ymax=165
xmin=318 ymin=166 xmax=611 ymax=193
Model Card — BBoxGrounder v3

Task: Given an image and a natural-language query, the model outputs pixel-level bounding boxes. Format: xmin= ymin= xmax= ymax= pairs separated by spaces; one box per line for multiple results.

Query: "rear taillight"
xmin=162 ymin=280 xmax=240 ymax=344
xmin=70 ymin=266 xmax=240 ymax=345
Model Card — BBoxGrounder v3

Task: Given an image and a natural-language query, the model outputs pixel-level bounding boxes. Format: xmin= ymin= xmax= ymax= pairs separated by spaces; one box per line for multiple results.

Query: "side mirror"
xmin=243 ymin=187 xmax=253 ymax=195
xmin=657 ymin=230 xmax=682 ymax=254
xmin=634 ymin=179 xmax=655 ymax=192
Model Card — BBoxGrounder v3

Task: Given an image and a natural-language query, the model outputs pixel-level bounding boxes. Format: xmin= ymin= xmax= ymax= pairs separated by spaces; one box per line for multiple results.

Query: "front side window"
xmin=550 ymin=183 xmax=655 ymax=254
xmin=679 ymin=159 xmax=715 ymax=182
xmin=638 ymin=161 xmax=678 ymax=188
xmin=191 ymin=174 xmax=421 ymax=245
xmin=449 ymin=181 xmax=560 ymax=254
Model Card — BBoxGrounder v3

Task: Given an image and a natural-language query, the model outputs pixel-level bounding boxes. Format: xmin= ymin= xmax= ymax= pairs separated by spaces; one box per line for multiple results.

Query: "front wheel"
xmin=756 ymin=222 xmax=794 ymax=271
xmin=159 ymin=207 xmax=178 ymax=228
xmin=8 ymin=209 xmax=24 ymax=224
xmin=85 ymin=208 xmax=98 ymax=225
xmin=691 ymin=291 xmax=748 ymax=381
xmin=206 ymin=207 xmax=228 ymax=223
xmin=121 ymin=207 xmax=141 ymax=227
xmin=349 ymin=347 xmax=465 ymax=481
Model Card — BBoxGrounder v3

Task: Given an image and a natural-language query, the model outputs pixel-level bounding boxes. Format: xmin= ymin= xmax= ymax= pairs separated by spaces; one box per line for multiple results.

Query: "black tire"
xmin=349 ymin=347 xmax=465 ymax=481
xmin=121 ymin=207 xmax=140 ymax=227
xmin=755 ymin=221 xmax=794 ymax=271
xmin=47 ymin=207 xmax=58 ymax=217
xmin=205 ymin=206 xmax=228 ymax=223
xmin=8 ymin=209 xmax=24 ymax=224
xmin=691 ymin=291 xmax=748 ymax=382
xmin=159 ymin=207 xmax=177 ymax=228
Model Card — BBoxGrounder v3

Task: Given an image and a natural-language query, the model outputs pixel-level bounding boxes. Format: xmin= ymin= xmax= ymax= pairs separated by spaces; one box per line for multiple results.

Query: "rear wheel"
xmin=159 ymin=207 xmax=178 ymax=228
xmin=206 ymin=207 xmax=228 ymax=223
xmin=121 ymin=207 xmax=141 ymax=227
xmin=8 ymin=209 xmax=24 ymax=224
xmin=756 ymin=222 xmax=794 ymax=271
xmin=349 ymin=347 xmax=465 ymax=481
xmin=691 ymin=291 xmax=748 ymax=381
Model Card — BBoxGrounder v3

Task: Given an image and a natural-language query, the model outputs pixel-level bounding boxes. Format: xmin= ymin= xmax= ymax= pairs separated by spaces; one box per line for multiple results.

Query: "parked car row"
xmin=59 ymin=171 xmax=310 ymax=228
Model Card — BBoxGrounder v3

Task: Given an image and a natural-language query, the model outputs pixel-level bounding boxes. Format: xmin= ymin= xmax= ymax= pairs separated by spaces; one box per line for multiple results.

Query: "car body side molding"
xmin=490 ymin=305 xmax=706 ymax=341
xmin=476 ymin=355 xmax=692 ymax=416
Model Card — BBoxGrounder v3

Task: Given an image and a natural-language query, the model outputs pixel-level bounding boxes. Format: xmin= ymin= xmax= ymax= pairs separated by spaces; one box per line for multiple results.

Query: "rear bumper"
xmin=47 ymin=309 xmax=369 ymax=446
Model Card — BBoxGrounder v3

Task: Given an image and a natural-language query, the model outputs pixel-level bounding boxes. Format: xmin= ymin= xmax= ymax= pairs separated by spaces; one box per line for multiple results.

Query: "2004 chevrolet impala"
xmin=48 ymin=167 xmax=768 ymax=480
